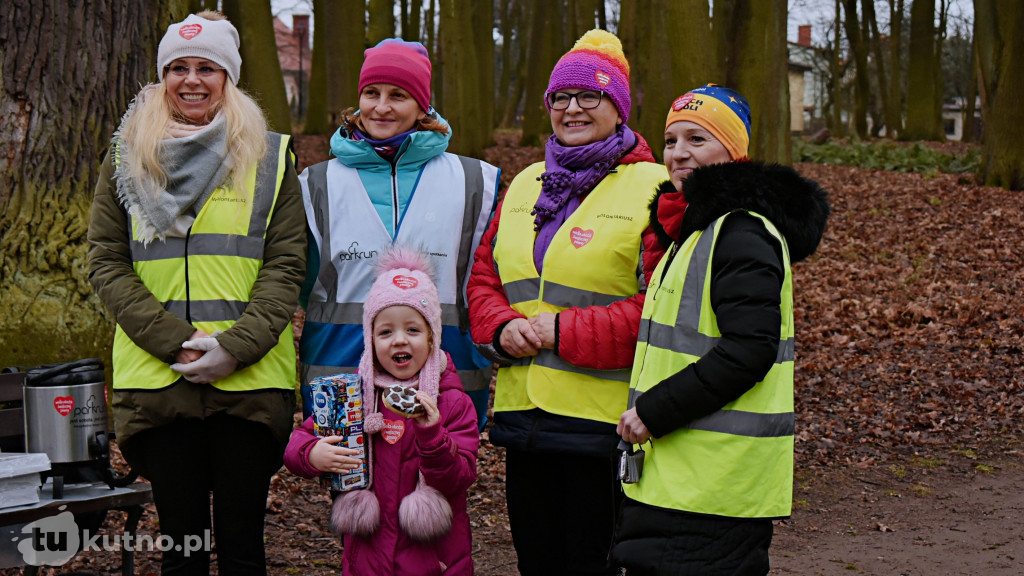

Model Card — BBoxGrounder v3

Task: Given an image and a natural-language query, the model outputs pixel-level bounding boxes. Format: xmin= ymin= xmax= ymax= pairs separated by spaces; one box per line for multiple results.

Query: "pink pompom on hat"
xmin=359 ymin=245 xmax=444 ymax=435
xmin=359 ymin=38 xmax=433 ymax=112
xmin=546 ymin=29 xmax=632 ymax=122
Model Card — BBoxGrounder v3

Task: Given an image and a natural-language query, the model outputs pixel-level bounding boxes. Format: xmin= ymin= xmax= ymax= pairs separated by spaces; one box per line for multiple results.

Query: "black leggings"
xmin=504 ymin=448 xmax=622 ymax=576
xmin=120 ymin=414 xmax=284 ymax=575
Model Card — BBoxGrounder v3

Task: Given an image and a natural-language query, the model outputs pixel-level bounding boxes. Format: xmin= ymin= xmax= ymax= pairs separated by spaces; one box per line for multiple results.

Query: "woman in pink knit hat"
xmin=285 ymin=245 xmax=479 ymax=575
xmin=297 ymin=38 xmax=499 ymax=437
xmin=467 ymin=29 xmax=669 ymax=575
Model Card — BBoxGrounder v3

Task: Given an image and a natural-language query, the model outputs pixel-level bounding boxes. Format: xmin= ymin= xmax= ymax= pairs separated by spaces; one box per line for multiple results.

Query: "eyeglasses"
xmin=547 ymin=90 xmax=604 ymax=110
xmin=163 ymin=64 xmax=225 ymax=78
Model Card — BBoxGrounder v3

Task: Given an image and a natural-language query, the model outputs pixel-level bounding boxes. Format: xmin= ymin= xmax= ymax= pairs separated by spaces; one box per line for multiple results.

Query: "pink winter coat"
xmin=284 ymin=353 xmax=479 ymax=576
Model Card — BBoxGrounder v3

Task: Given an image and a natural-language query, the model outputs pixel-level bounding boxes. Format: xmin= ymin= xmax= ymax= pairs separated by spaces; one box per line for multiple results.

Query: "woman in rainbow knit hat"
xmin=468 ymin=30 xmax=668 ymax=574
xmin=610 ymin=84 xmax=830 ymax=574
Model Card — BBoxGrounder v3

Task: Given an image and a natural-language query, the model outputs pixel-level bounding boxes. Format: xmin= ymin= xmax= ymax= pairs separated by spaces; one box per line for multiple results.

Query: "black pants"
xmin=120 ymin=414 xmax=284 ymax=575
xmin=505 ymin=448 xmax=622 ymax=576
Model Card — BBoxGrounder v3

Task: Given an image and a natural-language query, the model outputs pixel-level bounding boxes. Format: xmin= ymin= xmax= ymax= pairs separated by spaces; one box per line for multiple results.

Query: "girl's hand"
xmin=308 ymin=436 xmax=363 ymax=474
xmin=500 ymin=318 xmax=541 ymax=357
xmin=412 ymin=391 xmax=440 ymax=428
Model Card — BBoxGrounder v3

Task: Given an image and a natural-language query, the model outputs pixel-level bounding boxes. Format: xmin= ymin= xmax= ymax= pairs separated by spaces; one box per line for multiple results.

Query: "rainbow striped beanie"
xmin=546 ymin=29 xmax=632 ymax=122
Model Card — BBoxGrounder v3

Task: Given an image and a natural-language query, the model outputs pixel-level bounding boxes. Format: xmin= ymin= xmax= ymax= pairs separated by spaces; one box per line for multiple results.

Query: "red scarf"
xmin=657 ymin=190 xmax=688 ymax=242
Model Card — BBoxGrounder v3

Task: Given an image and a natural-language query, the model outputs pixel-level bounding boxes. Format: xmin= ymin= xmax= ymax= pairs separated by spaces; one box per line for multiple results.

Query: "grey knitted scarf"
xmin=113 ymin=109 xmax=231 ymax=246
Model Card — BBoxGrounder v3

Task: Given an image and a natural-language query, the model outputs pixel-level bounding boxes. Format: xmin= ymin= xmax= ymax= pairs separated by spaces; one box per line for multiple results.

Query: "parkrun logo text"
xmin=9 ymin=505 xmax=212 ymax=567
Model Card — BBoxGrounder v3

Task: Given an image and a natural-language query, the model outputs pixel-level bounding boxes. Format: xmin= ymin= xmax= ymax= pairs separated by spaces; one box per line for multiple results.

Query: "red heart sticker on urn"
xmin=570 ymin=227 xmax=594 ymax=248
xmin=54 ymin=396 xmax=74 ymax=416
xmin=392 ymin=275 xmax=418 ymax=289
xmin=179 ymin=23 xmax=203 ymax=40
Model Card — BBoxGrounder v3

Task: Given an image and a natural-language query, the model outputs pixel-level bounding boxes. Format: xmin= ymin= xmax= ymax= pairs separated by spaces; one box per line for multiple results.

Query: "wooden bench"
xmin=0 ymin=372 xmax=153 ymax=575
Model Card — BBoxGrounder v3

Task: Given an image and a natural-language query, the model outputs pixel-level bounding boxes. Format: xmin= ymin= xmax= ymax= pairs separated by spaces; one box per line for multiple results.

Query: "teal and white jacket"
xmin=298 ymin=113 xmax=500 ymax=407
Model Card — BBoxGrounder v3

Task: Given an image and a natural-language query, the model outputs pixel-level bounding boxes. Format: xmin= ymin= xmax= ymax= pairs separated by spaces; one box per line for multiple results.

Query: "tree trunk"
xmin=863 ymin=0 xmax=891 ymax=138
xmin=440 ymin=0 xmax=493 ymax=157
xmin=519 ymin=0 xmax=562 ymax=147
xmin=189 ymin=0 xmax=218 ymax=11
xmin=713 ymin=0 xmax=735 ymax=82
xmin=574 ymin=0 xmax=601 ymax=36
xmin=726 ymin=0 xmax=791 ymax=163
xmin=887 ymin=0 xmax=904 ymax=139
xmin=501 ymin=0 xmax=529 ymax=128
xmin=0 ymin=0 xmax=190 ymax=368
xmin=976 ymin=0 xmax=1024 ymax=189
xmin=222 ymin=0 xmax=293 ymax=133
xmin=473 ymin=0 xmax=495 ymax=147
xmin=303 ymin=0 xmax=330 ymax=134
xmin=634 ymin=0 xmax=713 ymax=158
xmin=961 ymin=25 xmax=978 ymax=143
xmin=322 ymin=0 xmax=366 ymax=126
xmin=368 ymin=0 xmax=396 ymax=45
xmin=831 ymin=0 xmax=844 ymax=136
xmin=903 ymin=0 xmax=943 ymax=140
xmin=400 ymin=0 xmax=410 ymax=39
xmin=409 ymin=0 xmax=423 ymax=42
xmin=842 ymin=0 xmax=870 ymax=139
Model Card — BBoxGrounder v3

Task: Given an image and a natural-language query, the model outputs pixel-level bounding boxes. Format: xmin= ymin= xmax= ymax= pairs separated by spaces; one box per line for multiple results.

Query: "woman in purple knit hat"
xmin=467 ymin=29 xmax=669 ymax=575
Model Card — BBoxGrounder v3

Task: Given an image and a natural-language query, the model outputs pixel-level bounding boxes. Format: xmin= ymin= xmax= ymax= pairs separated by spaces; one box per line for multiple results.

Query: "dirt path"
xmin=771 ymin=453 xmax=1024 ymax=575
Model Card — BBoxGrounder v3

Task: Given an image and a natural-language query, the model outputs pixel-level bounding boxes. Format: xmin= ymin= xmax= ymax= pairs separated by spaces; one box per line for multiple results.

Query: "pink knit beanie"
xmin=359 ymin=245 xmax=443 ymax=435
xmin=359 ymin=39 xmax=433 ymax=112
xmin=546 ymin=29 xmax=632 ymax=122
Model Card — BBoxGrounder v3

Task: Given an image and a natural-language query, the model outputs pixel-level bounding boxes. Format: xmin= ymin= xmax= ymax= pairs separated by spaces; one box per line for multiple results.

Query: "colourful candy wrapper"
xmin=309 ymin=374 xmax=368 ymax=492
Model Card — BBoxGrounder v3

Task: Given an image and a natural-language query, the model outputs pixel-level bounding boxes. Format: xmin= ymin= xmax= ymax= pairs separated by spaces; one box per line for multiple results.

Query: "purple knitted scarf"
xmin=353 ymin=127 xmax=416 ymax=161
xmin=532 ymin=125 xmax=636 ymax=271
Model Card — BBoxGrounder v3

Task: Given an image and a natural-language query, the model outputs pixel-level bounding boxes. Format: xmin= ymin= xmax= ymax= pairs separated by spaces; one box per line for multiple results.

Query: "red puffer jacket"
xmin=467 ymin=133 xmax=669 ymax=370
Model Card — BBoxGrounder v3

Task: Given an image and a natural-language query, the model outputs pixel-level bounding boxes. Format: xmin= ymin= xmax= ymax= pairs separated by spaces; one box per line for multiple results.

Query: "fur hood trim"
xmin=654 ymin=161 xmax=830 ymax=263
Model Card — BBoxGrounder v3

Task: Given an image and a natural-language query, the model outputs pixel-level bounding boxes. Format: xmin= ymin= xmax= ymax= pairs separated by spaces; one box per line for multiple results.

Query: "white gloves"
xmin=170 ymin=336 xmax=239 ymax=384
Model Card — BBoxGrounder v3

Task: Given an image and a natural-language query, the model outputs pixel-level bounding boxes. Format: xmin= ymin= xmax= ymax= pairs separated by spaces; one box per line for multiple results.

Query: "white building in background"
xmin=787 ymin=24 xmax=829 ymax=134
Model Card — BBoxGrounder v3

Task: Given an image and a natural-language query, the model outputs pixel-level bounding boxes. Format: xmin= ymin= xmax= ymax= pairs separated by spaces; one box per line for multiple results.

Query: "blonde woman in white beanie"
xmin=87 ymin=10 xmax=305 ymax=574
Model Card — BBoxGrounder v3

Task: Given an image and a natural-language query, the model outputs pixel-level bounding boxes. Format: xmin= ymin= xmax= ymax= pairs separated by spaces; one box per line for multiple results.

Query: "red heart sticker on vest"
xmin=179 ymin=23 xmax=203 ymax=40
xmin=570 ymin=227 xmax=594 ymax=248
xmin=595 ymin=70 xmax=611 ymax=86
xmin=392 ymin=275 xmax=418 ymax=289
xmin=381 ymin=420 xmax=405 ymax=444
xmin=54 ymin=396 xmax=74 ymax=416
xmin=673 ymin=93 xmax=695 ymax=111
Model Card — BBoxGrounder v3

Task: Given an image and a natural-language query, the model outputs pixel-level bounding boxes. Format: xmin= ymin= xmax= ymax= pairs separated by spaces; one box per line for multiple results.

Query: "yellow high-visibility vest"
xmin=624 ymin=210 xmax=795 ymax=518
xmin=492 ymin=160 xmax=667 ymax=424
xmin=112 ymin=133 xmax=296 ymax=392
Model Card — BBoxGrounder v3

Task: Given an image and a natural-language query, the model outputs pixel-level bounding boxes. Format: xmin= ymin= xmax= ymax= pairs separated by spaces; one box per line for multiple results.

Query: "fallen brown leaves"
xmin=794 ymin=163 xmax=1024 ymax=471
xmin=45 ymin=139 xmax=1023 ymax=575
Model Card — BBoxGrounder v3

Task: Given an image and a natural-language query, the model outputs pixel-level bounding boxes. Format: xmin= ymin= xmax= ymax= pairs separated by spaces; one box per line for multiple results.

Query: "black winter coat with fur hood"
xmin=610 ymin=161 xmax=829 ymax=575
xmin=637 ymin=160 xmax=830 ymax=440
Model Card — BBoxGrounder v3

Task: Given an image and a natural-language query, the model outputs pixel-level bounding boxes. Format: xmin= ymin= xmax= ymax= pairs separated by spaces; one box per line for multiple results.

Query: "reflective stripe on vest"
xmin=298 ymin=153 xmax=498 ymax=380
xmin=112 ymin=132 xmax=297 ymax=392
xmin=623 ymin=210 xmax=795 ymax=519
xmin=492 ymin=161 xmax=668 ymax=424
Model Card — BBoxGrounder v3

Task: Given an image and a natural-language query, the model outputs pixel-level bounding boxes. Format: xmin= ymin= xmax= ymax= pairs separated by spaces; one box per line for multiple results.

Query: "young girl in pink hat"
xmin=284 ymin=246 xmax=479 ymax=576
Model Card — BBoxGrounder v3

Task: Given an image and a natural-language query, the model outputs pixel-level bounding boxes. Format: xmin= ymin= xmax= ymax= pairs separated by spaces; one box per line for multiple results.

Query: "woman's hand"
xmin=174 ymin=330 xmax=210 ymax=364
xmin=412 ymin=391 xmax=440 ymax=428
xmin=500 ymin=318 xmax=542 ymax=357
xmin=170 ymin=335 xmax=238 ymax=383
xmin=308 ymin=436 xmax=363 ymax=474
xmin=617 ymin=407 xmax=651 ymax=445
xmin=527 ymin=313 xmax=557 ymax=350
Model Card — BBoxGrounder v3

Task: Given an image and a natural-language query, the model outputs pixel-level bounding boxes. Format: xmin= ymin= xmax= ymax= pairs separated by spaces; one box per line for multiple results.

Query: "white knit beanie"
xmin=158 ymin=13 xmax=242 ymax=85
